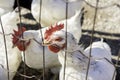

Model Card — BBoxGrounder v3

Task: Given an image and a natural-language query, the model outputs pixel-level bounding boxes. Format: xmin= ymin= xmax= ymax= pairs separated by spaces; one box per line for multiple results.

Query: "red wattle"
xmin=48 ymin=45 xmax=60 ymax=53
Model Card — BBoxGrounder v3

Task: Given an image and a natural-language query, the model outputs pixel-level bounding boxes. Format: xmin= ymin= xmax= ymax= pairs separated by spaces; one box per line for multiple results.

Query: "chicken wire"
xmin=0 ymin=0 xmax=120 ymax=80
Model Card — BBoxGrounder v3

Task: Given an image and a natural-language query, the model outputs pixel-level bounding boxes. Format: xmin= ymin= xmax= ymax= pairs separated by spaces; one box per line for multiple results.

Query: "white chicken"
xmin=31 ymin=0 xmax=83 ymax=26
xmin=0 ymin=8 xmax=22 ymax=80
xmin=12 ymin=9 xmax=82 ymax=71
xmin=84 ymin=40 xmax=112 ymax=61
xmin=43 ymin=25 xmax=116 ymax=80
xmin=0 ymin=0 xmax=15 ymax=16
xmin=12 ymin=27 xmax=60 ymax=70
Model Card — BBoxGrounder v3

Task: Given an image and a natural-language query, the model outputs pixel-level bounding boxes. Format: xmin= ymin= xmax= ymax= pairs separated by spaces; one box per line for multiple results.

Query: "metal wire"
xmin=15 ymin=0 xmax=119 ymax=80
xmin=112 ymin=49 xmax=120 ymax=80
xmin=38 ymin=0 xmax=46 ymax=80
xmin=0 ymin=17 xmax=10 ymax=80
xmin=63 ymin=0 xmax=68 ymax=80
xmin=16 ymin=0 xmax=26 ymax=80
xmin=85 ymin=0 xmax=99 ymax=80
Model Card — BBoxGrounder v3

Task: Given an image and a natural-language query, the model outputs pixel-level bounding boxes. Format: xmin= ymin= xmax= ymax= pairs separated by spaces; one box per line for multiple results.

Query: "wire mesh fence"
xmin=0 ymin=0 xmax=120 ymax=80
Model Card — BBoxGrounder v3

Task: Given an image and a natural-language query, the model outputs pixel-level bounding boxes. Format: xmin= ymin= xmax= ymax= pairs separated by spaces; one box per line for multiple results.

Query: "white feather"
xmin=31 ymin=0 xmax=83 ymax=26
xmin=44 ymin=30 xmax=116 ymax=80
xmin=0 ymin=8 xmax=22 ymax=80
xmin=0 ymin=0 xmax=15 ymax=16
xmin=19 ymin=9 xmax=83 ymax=72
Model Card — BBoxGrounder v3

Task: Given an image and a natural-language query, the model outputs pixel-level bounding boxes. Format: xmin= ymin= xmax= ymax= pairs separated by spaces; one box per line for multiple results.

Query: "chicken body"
xmin=0 ymin=8 xmax=22 ymax=80
xmin=0 ymin=0 xmax=15 ymax=16
xmin=59 ymin=41 xmax=115 ymax=80
xmin=31 ymin=0 xmax=83 ymax=26
xmin=21 ymin=29 xmax=60 ymax=69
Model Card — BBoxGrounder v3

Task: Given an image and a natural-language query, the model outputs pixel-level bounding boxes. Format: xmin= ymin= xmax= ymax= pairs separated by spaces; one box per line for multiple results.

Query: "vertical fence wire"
xmin=0 ymin=17 xmax=10 ymax=80
xmin=63 ymin=0 xmax=68 ymax=80
xmin=112 ymin=49 xmax=120 ymax=80
xmin=16 ymin=0 xmax=26 ymax=80
xmin=85 ymin=0 xmax=99 ymax=80
xmin=38 ymin=0 xmax=46 ymax=80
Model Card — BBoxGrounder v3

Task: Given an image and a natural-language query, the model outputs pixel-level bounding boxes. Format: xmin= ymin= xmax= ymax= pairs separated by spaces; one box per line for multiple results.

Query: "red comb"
xmin=44 ymin=23 xmax=64 ymax=39
xmin=12 ymin=27 xmax=26 ymax=45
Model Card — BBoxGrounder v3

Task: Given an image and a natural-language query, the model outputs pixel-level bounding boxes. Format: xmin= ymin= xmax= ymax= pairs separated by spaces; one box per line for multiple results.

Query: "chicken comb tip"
xmin=44 ymin=23 xmax=64 ymax=39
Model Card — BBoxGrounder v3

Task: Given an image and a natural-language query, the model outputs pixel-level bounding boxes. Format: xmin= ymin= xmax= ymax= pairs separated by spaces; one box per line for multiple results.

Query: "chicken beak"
xmin=42 ymin=40 xmax=51 ymax=46
xmin=12 ymin=44 xmax=17 ymax=48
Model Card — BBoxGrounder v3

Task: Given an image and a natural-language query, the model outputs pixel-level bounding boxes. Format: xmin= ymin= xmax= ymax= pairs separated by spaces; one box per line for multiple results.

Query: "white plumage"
xmin=13 ymin=9 xmax=82 ymax=71
xmin=0 ymin=8 xmax=22 ymax=80
xmin=43 ymin=28 xmax=116 ymax=80
xmin=84 ymin=40 xmax=112 ymax=61
xmin=31 ymin=0 xmax=83 ymax=26
xmin=20 ymin=30 xmax=60 ymax=70
xmin=0 ymin=0 xmax=15 ymax=16
xmin=58 ymin=9 xmax=82 ymax=42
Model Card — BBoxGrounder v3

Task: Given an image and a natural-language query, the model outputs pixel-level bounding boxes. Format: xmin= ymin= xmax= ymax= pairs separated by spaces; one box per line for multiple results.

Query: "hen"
xmin=31 ymin=0 xmax=83 ymax=26
xmin=43 ymin=25 xmax=116 ymax=80
xmin=0 ymin=0 xmax=15 ymax=16
xmin=0 ymin=8 xmax=22 ymax=80
xmin=12 ymin=9 xmax=82 ymax=71
xmin=12 ymin=27 xmax=60 ymax=70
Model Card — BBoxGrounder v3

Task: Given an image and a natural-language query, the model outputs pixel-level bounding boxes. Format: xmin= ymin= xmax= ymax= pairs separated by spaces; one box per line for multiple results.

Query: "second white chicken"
xmin=43 ymin=25 xmax=116 ymax=80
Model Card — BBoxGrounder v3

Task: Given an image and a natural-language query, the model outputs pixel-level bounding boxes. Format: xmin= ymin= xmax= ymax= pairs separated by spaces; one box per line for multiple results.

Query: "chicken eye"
xmin=55 ymin=37 xmax=63 ymax=41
